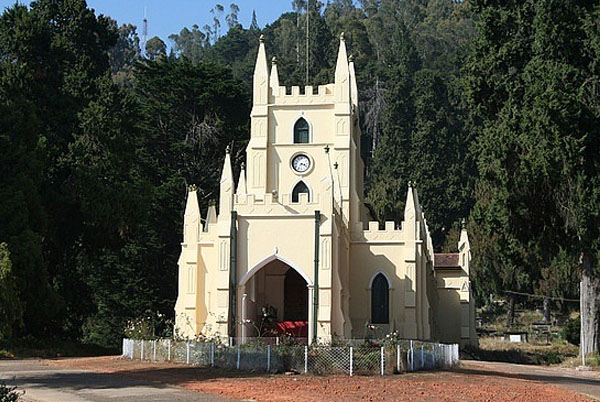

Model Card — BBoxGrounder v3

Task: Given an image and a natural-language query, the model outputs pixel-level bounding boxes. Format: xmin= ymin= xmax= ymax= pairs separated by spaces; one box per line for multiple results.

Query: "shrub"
xmin=562 ymin=316 xmax=580 ymax=346
xmin=0 ymin=383 xmax=22 ymax=402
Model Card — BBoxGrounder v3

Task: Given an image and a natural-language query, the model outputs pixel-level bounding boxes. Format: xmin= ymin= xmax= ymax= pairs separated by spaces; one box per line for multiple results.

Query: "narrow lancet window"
xmin=294 ymin=118 xmax=310 ymax=143
xmin=292 ymin=181 xmax=310 ymax=202
xmin=371 ymin=273 xmax=389 ymax=324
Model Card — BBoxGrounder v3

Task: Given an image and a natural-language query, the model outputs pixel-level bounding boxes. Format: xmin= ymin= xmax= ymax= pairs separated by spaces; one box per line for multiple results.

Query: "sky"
xmin=0 ymin=0 xmax=295 ymax=46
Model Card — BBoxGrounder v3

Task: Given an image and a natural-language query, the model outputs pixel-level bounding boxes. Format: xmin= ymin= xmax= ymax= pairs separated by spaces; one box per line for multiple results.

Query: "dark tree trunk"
xmin=506 ymin=295 xmax=516 ymax=327
xmin=580 ymin=252 xmax=600 ymax=357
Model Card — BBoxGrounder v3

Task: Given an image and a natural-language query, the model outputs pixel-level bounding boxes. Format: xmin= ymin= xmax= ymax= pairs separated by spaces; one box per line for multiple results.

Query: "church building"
xmin=174 ymin=35 xmax=477 ymax=346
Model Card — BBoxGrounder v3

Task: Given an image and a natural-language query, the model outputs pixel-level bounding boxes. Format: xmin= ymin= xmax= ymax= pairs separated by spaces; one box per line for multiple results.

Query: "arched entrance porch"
xmin=238 ymin=254 xmax=312 ymax=343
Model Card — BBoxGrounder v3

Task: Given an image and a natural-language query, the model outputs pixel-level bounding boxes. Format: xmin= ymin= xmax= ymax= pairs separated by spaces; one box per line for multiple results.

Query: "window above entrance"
xmin=292 ymin=181 xmax=310 ymax=203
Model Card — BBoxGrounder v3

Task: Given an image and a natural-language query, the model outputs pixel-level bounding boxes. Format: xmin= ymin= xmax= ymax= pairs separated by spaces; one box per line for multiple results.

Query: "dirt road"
xmin=0 ymin=359 xmax=231 ymax=402
xmin=459 ymin=360 xmax=600 ymax=400
xmin=41 ymin=356 xmax=598 ymax=401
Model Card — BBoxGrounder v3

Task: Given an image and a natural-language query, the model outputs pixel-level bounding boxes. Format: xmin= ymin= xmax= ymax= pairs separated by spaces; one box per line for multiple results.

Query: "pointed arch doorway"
xmin=239 ymin=254 xmax=312 ymax=343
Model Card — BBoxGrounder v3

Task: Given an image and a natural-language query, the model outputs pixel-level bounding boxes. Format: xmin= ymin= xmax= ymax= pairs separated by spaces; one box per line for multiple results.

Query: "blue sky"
xmin=0 ymin=1 xmax=295 ymax=46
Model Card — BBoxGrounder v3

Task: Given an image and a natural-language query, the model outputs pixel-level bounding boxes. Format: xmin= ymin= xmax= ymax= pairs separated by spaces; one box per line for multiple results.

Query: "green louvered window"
xmin=294 ymin=118 xmax=310 ymax=143
xmin=371 ymin=274 xmax=389 ymax=324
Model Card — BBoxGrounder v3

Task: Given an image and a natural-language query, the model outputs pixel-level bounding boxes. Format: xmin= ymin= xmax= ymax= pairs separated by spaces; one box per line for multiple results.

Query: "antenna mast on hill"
xmin=142 ymin=7 xmax=148 ymax=57
xmin=306 ymin=0 xmax=309 ymax=86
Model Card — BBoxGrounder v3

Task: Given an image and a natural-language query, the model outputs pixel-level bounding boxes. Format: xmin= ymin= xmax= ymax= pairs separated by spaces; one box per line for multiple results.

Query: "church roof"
xmin=434 ymin=253 xmax=460 ymax=269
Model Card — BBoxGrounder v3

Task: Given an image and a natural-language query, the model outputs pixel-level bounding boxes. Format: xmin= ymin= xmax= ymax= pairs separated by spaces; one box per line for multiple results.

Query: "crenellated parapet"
xmin=350 ymin=221 xmax=404 ymax=243
xmin=234 ymin=192 xmax=320 ymax=216
xmin=271 ymin=84 xmax=335 ymax=105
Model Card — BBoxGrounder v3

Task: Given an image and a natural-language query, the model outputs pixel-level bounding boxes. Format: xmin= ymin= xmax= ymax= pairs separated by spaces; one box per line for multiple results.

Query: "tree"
xmin=169 ymin=25 xmax=207 ymax=63
xmin=0 ymin=90 xmax=60 ymax=337
xmin=250 ymin=10 xmax=259 ymax=31
xmin=466 ymin=0 xmax=600 ymax=346
xmin=145 ymin=36 xmax=166 ymax=60
xmin=0 ymin=243 xmax=22 ymax=342
xmin=134 ymin=58 xmax=249 ymax=197
xmin=226 ymin=3 xmax=240 ymax=30
xmin=107 ymin=21 xmax=141 ymax=87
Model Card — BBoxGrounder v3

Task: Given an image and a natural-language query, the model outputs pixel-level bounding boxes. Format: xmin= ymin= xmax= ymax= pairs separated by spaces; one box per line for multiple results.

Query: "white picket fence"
xmin=122 ymin=338 xmax=459 ymax=376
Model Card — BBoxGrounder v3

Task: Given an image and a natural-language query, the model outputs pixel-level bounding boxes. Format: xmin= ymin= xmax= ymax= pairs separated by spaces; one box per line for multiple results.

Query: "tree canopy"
xmin=0 ymin=0 xmax=598 ymax=353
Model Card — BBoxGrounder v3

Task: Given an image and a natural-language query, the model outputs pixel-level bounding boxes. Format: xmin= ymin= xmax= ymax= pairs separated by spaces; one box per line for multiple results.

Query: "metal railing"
xmin=122 ymin=338 xmax=459 ymax=376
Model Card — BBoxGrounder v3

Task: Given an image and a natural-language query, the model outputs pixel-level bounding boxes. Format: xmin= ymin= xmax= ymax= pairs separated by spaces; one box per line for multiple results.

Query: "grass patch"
xmin=0 ymin=337 xmax=118 ymax=359
xmin=561 ymin=353 xmax=600 ymax=369
xmin=464 ymin=336 xmax=578 ymax=365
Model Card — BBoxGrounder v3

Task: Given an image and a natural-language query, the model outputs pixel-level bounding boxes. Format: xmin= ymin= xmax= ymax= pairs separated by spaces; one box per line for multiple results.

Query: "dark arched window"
xmin=294 ymin=118 xmax=310 ymax=143
xmin=292 ymin=181 xmax=310 ymax=202
xmin=371 ymin=273 xmax=389 ymax=324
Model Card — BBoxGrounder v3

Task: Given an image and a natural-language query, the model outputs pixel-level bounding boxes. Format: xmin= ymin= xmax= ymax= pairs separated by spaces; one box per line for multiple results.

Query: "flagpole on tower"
xmin=142 ymin=7 xmax=148 ymax=58
xmin=306 ymin=0 xmax=309 ymax=86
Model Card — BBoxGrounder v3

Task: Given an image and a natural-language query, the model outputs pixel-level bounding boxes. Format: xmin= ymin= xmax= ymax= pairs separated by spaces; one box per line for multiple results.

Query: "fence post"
xmin=141 ymin=340 xmax=144 ymax=360
xmin=380 ymin=347 xmax=385 ymax=376
xmin=167 ymin=339 xmax=171 ymax=362
xmin=267 ymin=344 xmax=271 ymax=372
xmin=186 ymin=343 xmax=190 ymax=364
xmin=396 ymin=345 xmax=400 ymax=373
xmin=304 ymin=346 xmax=308 ymax=374
xmin=410 ymin=340 xmax=414 ymax=371
xmin=421 ymin=345 xmax=424 ymax=369
xmin=236 ymin=345 xmax=241 ymax=370
xmin=455 ymin=344 xmax=459 ymax=364
xmin=349 ymin=347 xmax=353 ymax=376
xmin=153 ymin=340 xmax=157 ymax=361
xmin=210 ymin=343 xmax=215 ymax=367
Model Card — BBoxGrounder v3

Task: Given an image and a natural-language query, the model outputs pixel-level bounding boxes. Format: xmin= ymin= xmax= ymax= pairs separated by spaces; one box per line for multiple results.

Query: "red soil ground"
xmin=45 ymin=356 xmax=593 ymax=401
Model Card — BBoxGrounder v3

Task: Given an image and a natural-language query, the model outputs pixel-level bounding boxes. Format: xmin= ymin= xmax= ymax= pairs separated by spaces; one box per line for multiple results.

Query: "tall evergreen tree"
xmin=467 ymin=0 xmax=600 ymax=347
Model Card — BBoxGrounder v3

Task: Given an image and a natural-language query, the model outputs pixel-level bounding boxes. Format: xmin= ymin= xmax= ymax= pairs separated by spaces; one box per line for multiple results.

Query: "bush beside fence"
xmin=122 ymin=338 xmax=459 ymax=376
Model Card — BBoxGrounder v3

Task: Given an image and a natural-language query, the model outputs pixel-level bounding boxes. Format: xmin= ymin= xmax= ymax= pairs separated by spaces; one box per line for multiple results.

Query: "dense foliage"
xmin=0 ymin=0 xmax=598 ymax=353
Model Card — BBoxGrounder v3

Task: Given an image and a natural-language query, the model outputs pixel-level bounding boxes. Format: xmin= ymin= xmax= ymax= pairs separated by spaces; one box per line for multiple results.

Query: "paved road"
xmin=459 ymin=360 xmax=600 ymax=400
xmin=0 ymin=360 xmax=233 ymax=402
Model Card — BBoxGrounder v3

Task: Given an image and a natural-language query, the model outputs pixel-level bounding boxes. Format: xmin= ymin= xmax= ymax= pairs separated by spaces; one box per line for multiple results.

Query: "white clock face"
xmin=292 ymin=154 xmax=311 ymax=173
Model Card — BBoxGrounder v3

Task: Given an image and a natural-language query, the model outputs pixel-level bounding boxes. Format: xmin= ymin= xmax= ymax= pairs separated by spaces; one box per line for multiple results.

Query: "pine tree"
xmin=467 ymin=0 xmax=600 ymax=344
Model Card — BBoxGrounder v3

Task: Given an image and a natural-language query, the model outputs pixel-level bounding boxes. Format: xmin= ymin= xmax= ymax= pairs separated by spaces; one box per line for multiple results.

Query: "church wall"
xmin=435 ymin=269 xmax=476 ymax=346
xmin=268 ymin=105 xmax=335 ymax=145
xmin=202 ymin=239 xmax=229 ymax=337
xmin=328 ymin=220 xmax=348 ymax=339
xmin=236 ymin=216 xmax=316 ymax=285
xmin=435 ymin=288 xmax=461 ymax=343
xmin=264 ymin=105 xmax=335 ymax=198
xmin=348 ymin=243 xmax=406 ymax=338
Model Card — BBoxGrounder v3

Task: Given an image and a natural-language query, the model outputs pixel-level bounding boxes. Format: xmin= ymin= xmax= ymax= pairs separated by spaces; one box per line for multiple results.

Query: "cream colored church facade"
xmin=174 ymin=35 xmax=477 ymax=346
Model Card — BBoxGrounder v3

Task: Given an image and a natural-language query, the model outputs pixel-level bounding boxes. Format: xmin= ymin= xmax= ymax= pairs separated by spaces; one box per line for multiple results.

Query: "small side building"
xmin=433 ymin=226 xmax=478 ymax=346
